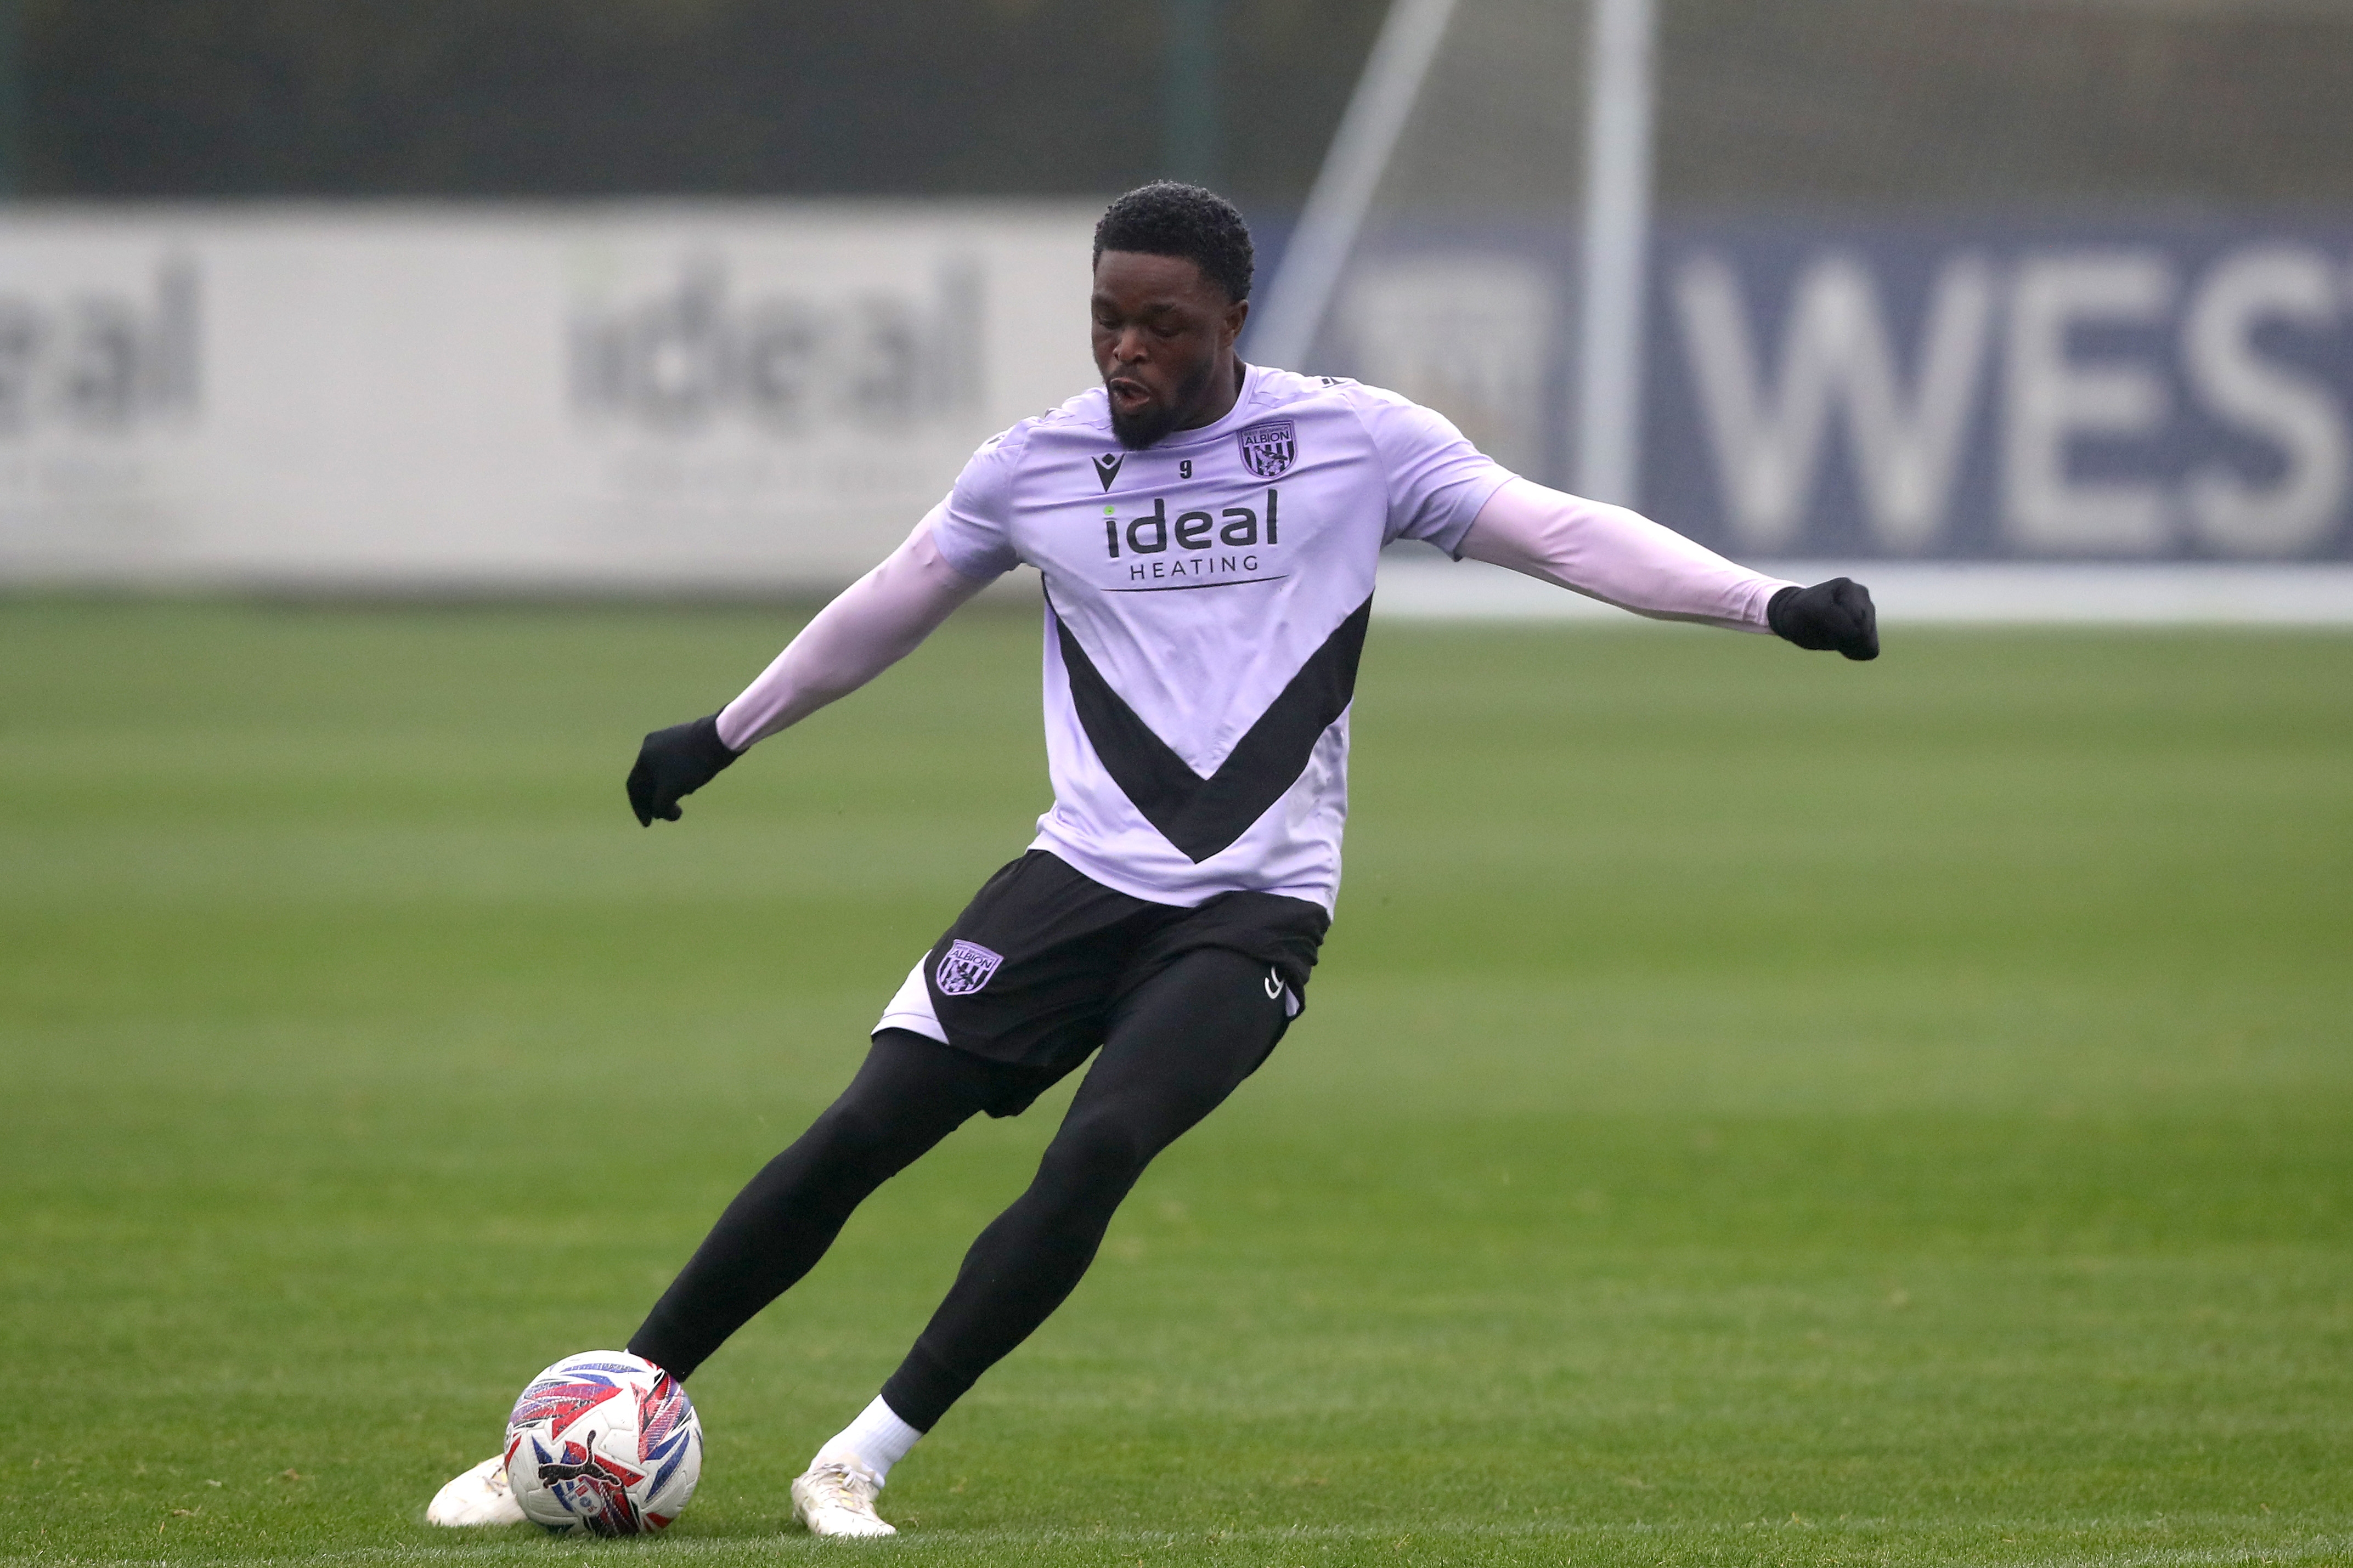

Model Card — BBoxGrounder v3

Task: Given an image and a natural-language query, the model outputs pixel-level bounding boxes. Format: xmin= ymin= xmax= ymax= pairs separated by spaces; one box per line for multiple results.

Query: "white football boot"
xmin=426 ymin=1454 xmax=527 ymax=1526
xmin=789 ymin=1457 xmax=896 ymax=1537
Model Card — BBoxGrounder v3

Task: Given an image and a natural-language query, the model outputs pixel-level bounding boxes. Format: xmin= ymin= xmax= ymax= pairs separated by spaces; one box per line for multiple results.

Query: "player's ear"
xmin=1222 ymin=295 xmax=1249 ymax=348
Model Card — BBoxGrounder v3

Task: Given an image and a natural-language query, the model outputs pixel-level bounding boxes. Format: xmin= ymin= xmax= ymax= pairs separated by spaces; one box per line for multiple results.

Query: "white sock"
xmin=811 ymin=1395 xmax=924 ymax=1486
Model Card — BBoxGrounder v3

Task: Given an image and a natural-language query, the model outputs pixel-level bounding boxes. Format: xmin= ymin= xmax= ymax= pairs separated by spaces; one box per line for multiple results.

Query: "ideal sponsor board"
xmin=1325 ymin=216 xmax=2353 ymax=562
xmin=0 ymin=203 xmax=1096 ymax=588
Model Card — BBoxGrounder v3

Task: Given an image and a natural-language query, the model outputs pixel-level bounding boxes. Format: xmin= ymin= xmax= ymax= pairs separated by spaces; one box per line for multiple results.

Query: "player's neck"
xmin=1175 ymin=357 xmax=1248 ymax=433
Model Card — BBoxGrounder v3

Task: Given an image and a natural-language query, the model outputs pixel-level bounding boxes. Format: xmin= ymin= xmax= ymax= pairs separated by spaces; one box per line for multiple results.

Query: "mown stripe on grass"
xmin=9 ymin=1521 xmax=2345 ymax=1568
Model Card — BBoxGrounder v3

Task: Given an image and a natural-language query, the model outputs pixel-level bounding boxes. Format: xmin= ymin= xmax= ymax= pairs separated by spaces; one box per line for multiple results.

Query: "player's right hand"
xmin=1767 ymin=578 xmax=1879 ymax=661
xmin=627 ymin=714 xmax=740 ymax=825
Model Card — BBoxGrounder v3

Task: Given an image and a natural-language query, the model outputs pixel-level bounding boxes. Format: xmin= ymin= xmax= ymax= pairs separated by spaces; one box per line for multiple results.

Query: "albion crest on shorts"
xmin=1237 ymin=420 xmax=1296 ymax=478
xmin=935 ymin=939 xmax=1006 ymax=996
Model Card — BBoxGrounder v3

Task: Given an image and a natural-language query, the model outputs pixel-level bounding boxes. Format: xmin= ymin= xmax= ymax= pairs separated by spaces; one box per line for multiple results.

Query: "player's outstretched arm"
xmin=626 ymin=514 xmax=997 ymax=825
xmin=1455 ymin=478 xmax=1877 ymax=659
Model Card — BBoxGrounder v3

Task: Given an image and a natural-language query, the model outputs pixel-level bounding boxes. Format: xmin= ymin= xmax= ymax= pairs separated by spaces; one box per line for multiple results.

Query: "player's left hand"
xmin=627 ymin=714 xmax=740 ymax=825
xmin=1768 ymin=578 xmax=1879 ymax=661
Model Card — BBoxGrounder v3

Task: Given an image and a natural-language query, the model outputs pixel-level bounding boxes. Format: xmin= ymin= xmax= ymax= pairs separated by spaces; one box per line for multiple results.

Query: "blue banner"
xmin=1643 ymin=217 xmax=2353 ymax=561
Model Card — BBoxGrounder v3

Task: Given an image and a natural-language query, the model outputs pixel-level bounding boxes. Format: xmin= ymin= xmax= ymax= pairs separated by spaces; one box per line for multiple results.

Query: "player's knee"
xmin=1039 ymin=1111 xmax=1154 ymax=1200
xmin=806 ymin=1095 xmax=902 ymax=1164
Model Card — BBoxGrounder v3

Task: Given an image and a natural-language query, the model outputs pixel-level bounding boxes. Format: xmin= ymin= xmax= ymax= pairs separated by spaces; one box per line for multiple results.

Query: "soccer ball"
xmin=502 ymin=1351 xmax=702 ymax=1536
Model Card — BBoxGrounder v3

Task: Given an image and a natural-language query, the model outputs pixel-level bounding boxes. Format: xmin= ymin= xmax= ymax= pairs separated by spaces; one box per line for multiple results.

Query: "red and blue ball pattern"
xmin=502 ymin=1352 xmax=702 ymax=1536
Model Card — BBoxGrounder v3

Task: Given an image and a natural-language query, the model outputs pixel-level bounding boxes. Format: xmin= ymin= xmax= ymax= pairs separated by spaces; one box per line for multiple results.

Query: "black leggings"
xmin=628 ymin=946 xmax=1285 ymax=1430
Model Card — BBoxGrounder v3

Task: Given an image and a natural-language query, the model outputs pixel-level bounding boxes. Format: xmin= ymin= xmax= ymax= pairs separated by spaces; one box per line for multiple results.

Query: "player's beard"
xmin=1108 ymin=354 xmax=1217 ymax=450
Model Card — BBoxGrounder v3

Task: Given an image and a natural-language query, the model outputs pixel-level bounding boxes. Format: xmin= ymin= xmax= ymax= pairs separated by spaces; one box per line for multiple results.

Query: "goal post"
xmin=1245 ymin=0 xmax=1616 ymax=494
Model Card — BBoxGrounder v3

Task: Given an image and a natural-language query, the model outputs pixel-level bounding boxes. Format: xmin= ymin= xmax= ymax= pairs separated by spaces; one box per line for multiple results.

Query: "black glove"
xmin=1768 ymin=578 xmax=1879 ymax=661
xmin=626 ymin=714 xmax=739 ymax=825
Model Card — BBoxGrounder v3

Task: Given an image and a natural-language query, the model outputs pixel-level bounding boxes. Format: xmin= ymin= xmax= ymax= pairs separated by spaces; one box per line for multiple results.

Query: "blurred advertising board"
xmin=1330 ymin=217 xmax=2353 ymax=562
xmin=0 ymin=203 xmax=1096 ymax=590
xmin=10 ymin=205 xmax=2348 ymax=589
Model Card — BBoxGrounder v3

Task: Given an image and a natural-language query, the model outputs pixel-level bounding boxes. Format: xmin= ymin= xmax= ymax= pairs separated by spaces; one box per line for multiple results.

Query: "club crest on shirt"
xmin=1237 ymin=420 xmax=1296 ymax=478
xmin=934 ymin=939 xmax=1005 ymax=997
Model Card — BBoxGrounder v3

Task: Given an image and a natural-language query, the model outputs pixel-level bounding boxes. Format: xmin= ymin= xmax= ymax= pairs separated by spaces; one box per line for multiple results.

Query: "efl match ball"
xmin=502 ymin=1351 xmax=702 ymax=1536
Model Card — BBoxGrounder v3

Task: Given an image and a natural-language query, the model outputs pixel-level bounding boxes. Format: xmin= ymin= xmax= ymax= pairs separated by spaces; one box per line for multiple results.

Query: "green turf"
xmin=3 ymin=600 xmax=2348 ymax=1567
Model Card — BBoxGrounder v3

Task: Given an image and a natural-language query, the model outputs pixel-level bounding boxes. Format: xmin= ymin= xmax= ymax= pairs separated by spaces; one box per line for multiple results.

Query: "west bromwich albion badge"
xmin=934 ymin=939 xmax=1005 ymax=997
xmin=1237 ymin=420 xmax=1296 ymax=478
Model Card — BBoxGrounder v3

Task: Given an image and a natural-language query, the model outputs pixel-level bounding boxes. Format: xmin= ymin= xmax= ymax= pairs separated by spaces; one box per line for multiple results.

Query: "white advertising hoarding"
xmin=0 ymin=202 xmax=1099 ymax=589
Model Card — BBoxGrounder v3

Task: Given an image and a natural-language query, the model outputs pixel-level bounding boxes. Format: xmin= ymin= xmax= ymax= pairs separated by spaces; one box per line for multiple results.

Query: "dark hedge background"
xmin=22 ymin=0 xmax=2353 ymax=207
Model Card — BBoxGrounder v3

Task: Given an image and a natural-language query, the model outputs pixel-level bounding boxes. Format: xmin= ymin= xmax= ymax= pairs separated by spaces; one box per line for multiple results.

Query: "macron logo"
xmin=1092 ymin=453 xmax=1124 ymax=491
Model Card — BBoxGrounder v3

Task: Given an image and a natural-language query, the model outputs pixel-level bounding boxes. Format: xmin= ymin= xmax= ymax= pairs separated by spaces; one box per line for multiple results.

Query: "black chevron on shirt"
xmin=1050 ymin=595 xmax=1373 ymax=864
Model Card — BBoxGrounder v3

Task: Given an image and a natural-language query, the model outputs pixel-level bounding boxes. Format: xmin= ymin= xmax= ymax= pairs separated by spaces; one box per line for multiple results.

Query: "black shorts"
xmin=911 ymin=850 xmax=1330 ymax=1079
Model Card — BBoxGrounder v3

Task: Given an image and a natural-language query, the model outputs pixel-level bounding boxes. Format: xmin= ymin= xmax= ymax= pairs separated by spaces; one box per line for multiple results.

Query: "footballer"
xmin=429 ymin=182 xmax=1877 ymax=1537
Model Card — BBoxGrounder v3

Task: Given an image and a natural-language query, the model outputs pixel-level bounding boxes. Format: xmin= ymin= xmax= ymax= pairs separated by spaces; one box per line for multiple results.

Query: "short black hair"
xmin=1092 ymin=182 xmax=1254 ymax=303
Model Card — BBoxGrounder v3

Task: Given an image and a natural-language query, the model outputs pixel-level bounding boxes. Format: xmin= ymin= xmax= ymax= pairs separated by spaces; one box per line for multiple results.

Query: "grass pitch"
xmin=3 ymin=599 xmax=2348 ymax=1567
